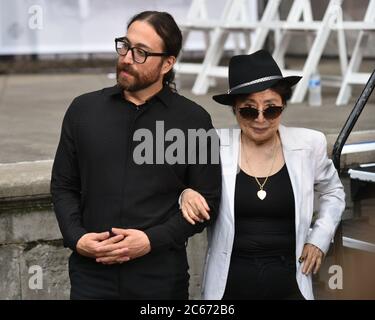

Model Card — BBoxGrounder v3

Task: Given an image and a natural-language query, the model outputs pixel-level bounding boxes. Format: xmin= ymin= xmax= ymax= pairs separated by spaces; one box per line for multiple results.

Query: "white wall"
xmin=0 ymin=0 xmax=257 ymax=55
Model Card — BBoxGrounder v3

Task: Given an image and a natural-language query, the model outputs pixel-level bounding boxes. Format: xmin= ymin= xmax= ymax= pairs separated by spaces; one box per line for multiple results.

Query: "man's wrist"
xmin=178 ymin=188 xmax=192 ymax=208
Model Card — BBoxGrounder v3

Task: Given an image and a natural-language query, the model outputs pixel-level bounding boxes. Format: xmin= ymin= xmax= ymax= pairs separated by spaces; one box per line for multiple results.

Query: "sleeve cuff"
xmin=306 ymin=227 xmax=332 ymax=255
xmin=64 ymin=228 xmax=87 ymax=252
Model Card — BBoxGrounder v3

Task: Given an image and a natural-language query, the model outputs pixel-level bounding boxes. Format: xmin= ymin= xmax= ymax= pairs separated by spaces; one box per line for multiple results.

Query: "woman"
xmin=180 ymin=50 xmax=345 ymax=300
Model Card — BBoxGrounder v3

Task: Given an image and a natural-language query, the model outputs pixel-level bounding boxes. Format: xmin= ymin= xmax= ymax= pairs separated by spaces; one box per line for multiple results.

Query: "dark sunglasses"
xmin=238 ymin=106 xmax=284 ymax=120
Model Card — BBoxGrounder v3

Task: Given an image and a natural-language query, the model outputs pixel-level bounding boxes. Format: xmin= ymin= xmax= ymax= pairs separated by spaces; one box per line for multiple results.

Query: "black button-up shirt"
xmin=51 ymin=85 xmax=221 ymax=253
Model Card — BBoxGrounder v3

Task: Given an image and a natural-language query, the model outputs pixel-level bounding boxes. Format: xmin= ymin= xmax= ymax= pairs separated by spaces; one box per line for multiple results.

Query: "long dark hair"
xmin=127 ymin=11 xmax=182 ymax=92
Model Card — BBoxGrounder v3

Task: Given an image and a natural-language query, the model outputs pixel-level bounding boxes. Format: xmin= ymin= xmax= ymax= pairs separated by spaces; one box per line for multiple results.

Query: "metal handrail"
xmin=331 ymin=69 xmax=375 ymax=266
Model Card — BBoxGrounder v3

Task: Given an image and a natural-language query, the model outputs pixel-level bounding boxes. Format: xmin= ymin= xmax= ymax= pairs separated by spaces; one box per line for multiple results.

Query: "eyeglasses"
xmin=115 ymin=37 xmax=168 ymax=64
xmin=238 ymin=106 xmax=284 ymax=120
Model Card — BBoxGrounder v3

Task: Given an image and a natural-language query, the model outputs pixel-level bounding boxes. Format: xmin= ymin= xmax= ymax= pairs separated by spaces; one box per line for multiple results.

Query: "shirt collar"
xmin=103 ymin=84 xmax=174 ymax=108
xmin=103 ymin=84 xmax=123 ymax=97
xmin=149 ymin=85 xmax=174 ymax=108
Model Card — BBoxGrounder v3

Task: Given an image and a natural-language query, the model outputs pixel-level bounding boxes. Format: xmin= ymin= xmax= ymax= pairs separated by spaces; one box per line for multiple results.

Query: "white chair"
xmin=336 ymin=0 xmax=375 ymax=105
xmin=175 ymin=0 xmax=235 ymax=76
xmin=270 ymin=0 xmax=348 ymax=103
xmin=189 ymin=0 xmax=279 ymax=95
xmin=180 ymin=0 xmax=348 ymax=102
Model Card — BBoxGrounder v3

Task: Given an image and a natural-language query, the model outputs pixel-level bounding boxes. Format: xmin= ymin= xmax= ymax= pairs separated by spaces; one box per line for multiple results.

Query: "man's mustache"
xmin=118 ymin=65 xmax=136 ymax=76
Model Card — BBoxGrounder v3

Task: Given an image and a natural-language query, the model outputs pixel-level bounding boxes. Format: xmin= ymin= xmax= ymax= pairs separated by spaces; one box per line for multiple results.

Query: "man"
xmin=51 ymin=11 xmax=221 ymax=299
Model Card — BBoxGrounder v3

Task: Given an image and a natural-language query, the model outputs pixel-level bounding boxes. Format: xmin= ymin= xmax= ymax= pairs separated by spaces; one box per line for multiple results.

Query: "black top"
xmin=233 ymin=164 xmax=296 ymax=257
xmin=51 ymin=85 xmax=221 ymax=252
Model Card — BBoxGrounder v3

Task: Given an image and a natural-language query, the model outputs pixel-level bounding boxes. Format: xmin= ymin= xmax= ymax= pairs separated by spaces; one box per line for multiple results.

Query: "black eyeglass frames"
xmin=115 ymin=37 xmax=168 ymax=64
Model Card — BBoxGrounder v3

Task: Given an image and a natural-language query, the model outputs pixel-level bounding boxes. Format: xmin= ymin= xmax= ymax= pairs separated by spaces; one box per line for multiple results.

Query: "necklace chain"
xmin=242 ymin=135 xmax=278 ymax=191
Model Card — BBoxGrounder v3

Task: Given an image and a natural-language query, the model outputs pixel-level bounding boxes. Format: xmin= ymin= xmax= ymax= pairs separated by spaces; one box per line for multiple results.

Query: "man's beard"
xmin=116 ymin=62 xmax=162 ymax=92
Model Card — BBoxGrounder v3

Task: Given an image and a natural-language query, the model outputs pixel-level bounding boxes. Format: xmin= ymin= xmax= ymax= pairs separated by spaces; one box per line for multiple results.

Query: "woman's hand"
xmin=180 ymin=188 xmax=211 ymax=225
xmin=299 ymin=243 xmax=324 ymax=275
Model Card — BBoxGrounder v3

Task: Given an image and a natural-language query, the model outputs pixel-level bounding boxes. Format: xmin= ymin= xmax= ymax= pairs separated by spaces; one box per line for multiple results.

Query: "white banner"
xmin=0 ymin=0 xmax=257 ymax=55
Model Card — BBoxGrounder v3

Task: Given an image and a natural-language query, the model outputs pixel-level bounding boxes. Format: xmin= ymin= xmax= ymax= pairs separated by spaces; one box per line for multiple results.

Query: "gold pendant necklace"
xmin=255 ymin=178 xmax=268 ymax=200
xmin=242 ymin=134 xmax=278 ymax=201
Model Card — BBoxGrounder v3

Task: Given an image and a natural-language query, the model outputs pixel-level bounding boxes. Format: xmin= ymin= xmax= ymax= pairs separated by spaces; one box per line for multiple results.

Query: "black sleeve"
xmin=144 ymin=112 xmax=222 ymax=252
xmin=50 ymin=99 xmax=86 ymax=251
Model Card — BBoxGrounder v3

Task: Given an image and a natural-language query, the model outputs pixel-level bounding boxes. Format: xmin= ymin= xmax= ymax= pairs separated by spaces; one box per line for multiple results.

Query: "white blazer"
xmin=202 ymin=125 xmax=345 ymax=300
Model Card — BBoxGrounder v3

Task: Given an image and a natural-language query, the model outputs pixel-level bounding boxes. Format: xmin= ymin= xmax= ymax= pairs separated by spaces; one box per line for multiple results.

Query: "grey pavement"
xmin=0 ymin=62 xmax=375 ymax=164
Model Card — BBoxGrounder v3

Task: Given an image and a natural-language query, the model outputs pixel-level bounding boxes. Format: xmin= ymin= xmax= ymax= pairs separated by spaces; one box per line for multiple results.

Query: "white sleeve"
xmin=306 ymin=133 xmax=346 ymax=254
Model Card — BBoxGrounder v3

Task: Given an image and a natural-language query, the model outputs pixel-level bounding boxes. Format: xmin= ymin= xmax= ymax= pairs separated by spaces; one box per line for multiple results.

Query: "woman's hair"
xmin=127 ymin=11 xmax=182 ymax=92
xmin=231 ymin=81 xmax=292 ymax=113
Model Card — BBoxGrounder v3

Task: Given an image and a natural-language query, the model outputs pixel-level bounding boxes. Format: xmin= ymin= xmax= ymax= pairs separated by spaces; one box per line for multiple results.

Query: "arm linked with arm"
xmin=144 ymin=115 xmax=222 ymax=252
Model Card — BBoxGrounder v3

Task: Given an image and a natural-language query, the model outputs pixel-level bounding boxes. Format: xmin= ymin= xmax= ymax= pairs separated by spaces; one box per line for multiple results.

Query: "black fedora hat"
xmin=213 ymin=50 xmax=302 ymax=106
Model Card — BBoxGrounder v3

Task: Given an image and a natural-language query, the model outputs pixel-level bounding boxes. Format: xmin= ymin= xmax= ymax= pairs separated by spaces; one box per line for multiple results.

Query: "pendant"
xmin=257 ymin=189 xmax=267 ymax=200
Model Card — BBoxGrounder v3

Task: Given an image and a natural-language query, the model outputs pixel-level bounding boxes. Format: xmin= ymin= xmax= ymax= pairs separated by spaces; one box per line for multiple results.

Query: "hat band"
xmin=227 ymin=75 xmax=283 ymax=94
